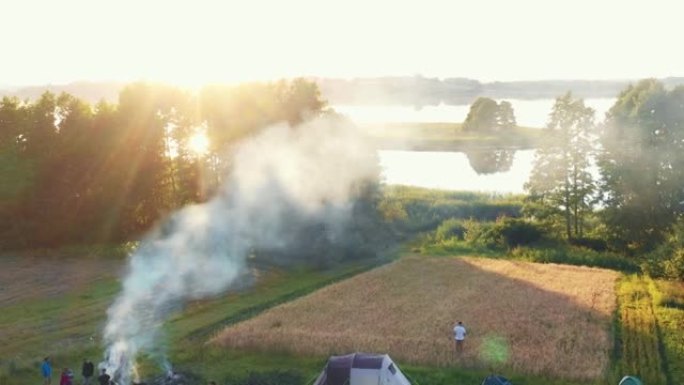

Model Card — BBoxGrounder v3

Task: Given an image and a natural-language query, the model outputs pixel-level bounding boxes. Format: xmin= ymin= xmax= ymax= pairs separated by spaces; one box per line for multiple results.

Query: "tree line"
xmin=0 ymin=79 xmax=326 ymax=248
xmin=524 ymin=80 xmax=684 ymax=276
xmin=457 ymin=81 xmax=684 ymax=277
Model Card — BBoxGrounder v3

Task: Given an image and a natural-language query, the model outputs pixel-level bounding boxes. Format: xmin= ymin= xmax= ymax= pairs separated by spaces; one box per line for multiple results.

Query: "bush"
xmin=494 ymin=218 xmax=544 ymax=248
xmin=569 ymin=237 xmax=608 ymax=252
xmin=509 ymin=246 xmax=639 ymax=272
xmin=462 ymin=219 xmax=498 ymax=248
xmin=434 ymin=218 xmax=466 ymax=241
xmin=642 ymin=219 xmax=684 ymax=279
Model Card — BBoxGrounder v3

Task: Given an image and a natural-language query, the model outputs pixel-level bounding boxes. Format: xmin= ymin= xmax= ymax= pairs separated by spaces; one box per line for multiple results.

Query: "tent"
xmin=481 ymin=375 xmax=513 ymax=385
xmin=312 ymin=353 xmax=411 ymax=385
xmin=619 ymin=376 xmax=643 ymax=385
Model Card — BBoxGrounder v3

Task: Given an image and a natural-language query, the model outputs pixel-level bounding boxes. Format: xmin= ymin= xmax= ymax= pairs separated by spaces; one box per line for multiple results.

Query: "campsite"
xmin=4 ymin=2 xmax=684 ymax=385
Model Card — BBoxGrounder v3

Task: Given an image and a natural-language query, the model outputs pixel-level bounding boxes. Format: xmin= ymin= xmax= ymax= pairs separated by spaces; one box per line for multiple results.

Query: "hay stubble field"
xmin=214 ymin=256 xmax=619 ymax=381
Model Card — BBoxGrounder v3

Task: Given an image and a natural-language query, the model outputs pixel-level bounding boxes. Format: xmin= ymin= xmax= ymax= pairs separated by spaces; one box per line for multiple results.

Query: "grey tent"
xmin=619 ymin=376 xmax=643 ymax=385
xmin=312 ymin=353 xmax=411 ymax=385
xmin=481 ymin=375 xmax=512 ymax=385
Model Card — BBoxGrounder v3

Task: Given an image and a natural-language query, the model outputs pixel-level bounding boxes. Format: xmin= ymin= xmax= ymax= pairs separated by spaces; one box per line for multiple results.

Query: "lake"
xmin=335 ymin=98 xmax=616 ymax=128
xmin=378 ymin=149 xmax=536 ymax=194
xmin=344 ymin=98 xmax=614 ymax=193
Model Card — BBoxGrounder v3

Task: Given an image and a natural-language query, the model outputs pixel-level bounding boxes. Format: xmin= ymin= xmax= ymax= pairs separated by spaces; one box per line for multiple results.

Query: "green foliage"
xmin=380 ymin=186 xmax=524 ymax=234
xmin=614 ymin=276 xmax=668 ymax=385
xmin=494 ymin=217 xmax=544 ymax=247
xmin=509 ymin=246 xmax=639 ymax=272
xmin=599 ymin=80 xmax=684 ymax=251
xmin=434 ymin=218 xmax=466 ymax=241
xmin=642 ymin=219 xmax=684 ymax=280
xmin=463 ymin=97 xmax=517 ymax=132
xmin=525 ymin=92 xmax=596 ymax=240
xmin=0 ymin=80 xmax=328 ymax=249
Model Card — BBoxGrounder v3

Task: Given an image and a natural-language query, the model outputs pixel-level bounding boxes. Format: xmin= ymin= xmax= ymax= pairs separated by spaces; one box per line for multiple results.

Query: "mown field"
xmin=214 ymin=256 xmax=619 ymax=382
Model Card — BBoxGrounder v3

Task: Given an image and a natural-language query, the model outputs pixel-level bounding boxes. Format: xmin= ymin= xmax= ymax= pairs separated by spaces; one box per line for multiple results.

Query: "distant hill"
xmin=3 ymin=77 xmax=684 ymax=106
xmin=0 ymin=81 xmax=125 ymax=103
xmin=315 ymin=76 xmax=684 ymax=105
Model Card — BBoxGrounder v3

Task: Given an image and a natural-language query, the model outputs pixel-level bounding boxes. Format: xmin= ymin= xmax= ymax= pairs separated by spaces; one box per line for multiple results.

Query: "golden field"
xmin=213 ymin=256 xmax=619 ymax=381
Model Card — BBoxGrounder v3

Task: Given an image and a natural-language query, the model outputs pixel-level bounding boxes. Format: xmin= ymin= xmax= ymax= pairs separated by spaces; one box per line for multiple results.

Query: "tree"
xmin=463 ymin=97 xmax=499 ymax=131
xmin=525 ymin=92 xmax=596 ymax=239
xmin=463 ymin=97 xmax=517 ymax=132
xmin=465 ymin=149 xmax=515 ymax=174
xmin=496 ymin=100 xmax=516 ymax=129
xmin=598 ymin=79 xmax=684 ymax=250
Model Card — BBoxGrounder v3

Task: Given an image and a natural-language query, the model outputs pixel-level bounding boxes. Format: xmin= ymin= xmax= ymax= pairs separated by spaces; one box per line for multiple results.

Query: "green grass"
xmin=380 ymin=186 xmax=524 ymax=234
xmin=163 ymin=346 xmax=596 ymax=385
xmin=364 ymin=122 xmax=545 ymax=151
xmin=4 ymin=244 xmax=684 ymax=385
xmin=0 ymin=256 xmax=386 ymax=385
xmin=614 ymin=275 xmax=669 ymax=385
xmin=650 ymin=280 xmax=684 ymax=385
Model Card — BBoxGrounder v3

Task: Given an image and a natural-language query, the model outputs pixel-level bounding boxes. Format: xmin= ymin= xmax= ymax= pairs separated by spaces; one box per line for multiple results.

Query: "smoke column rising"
xmin=101 ymin=116 xmax=380 ymax=384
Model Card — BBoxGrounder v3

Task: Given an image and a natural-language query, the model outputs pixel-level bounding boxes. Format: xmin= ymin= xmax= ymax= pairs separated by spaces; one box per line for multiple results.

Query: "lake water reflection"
xmin=379 ymin=149 xmax=536 ymax=194
xmin=351 ymin=99 xmax=613 ymax=192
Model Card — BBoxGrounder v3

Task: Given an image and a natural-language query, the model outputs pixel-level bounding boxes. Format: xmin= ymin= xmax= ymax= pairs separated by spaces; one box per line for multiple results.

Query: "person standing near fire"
xmin=97 ymin=369 xmax=111 ymax=385
xmin=81 ymin=359 xmax=94 ymax=385
xmin=453 ymin=321 xmax=467 ymax=354
xmin=41 ymin=357 xmax=53 ymax=385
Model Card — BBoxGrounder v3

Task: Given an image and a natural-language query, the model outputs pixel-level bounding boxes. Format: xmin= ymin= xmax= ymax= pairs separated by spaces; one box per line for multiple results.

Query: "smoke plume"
xmin=101 ymin=116 xmax=381 ymax=384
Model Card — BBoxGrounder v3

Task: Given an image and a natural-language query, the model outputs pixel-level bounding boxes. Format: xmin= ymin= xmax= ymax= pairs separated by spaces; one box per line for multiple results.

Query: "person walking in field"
xmin=81 ymin=359 xmax=94 ymax=385
xmin=41 ymin=357 xmax=53 ymax=385
xmin=453 ymin=321 xmax=467 ymax=354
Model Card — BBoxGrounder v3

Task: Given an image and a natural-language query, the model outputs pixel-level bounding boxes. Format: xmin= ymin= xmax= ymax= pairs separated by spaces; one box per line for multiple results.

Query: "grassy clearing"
xmin=613 ymin=275 xmax=684 ymax=385
xmin=214 ymin=256 xmax=618 ymax=382
xmin=0 ymin=253 xmax=384 ymax=385
xmin=363 ymin=122 xmax=544 ymax=151
xmin=651 ymin=280 xmax=684 ymax=384
xmin=380 ymin=186 xmax=523 ymax=234
xmin=614 ymin=275 xmax=667 ymax=385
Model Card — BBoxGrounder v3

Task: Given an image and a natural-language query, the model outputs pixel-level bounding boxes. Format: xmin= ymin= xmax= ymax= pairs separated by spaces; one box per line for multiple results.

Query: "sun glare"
xmin=188 ymin=133 xmax=210 ymax=155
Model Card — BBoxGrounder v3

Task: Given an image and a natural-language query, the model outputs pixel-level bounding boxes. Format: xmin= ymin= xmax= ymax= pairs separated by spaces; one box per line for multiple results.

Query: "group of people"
xmin=41 ymin=357 xmax=112 ymax=385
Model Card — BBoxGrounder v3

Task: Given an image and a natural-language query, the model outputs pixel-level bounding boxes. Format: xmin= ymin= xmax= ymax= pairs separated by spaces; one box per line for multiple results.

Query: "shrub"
xmin=509 ymin=246 xmax=639 ymax=272
xmin=493 ymin=217 xmax=544 ymax=248
xmin=569 ymin=237 xmax=608 ymax=252
xmin=434 ymin=218 xmax=466 ymax=241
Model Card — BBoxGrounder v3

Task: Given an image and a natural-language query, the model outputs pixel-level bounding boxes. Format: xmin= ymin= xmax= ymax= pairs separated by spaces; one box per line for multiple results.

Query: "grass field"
xmin=3 ymin=249 xmax=684 ymax=385
xmin=363 ymin=122 xmax=544 ymax=151
xmin=0 ymin=251 xmax=384 ymax=385
xmin=214 ymin=256 xmax=619 ymax=382
xmin=614 ymin=275 xmax=684 ymax=385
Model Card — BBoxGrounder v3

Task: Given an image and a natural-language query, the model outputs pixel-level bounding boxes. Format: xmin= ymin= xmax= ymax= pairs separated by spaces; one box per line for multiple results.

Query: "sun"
xmin=188 ymin=132 xmax=210 ymax=156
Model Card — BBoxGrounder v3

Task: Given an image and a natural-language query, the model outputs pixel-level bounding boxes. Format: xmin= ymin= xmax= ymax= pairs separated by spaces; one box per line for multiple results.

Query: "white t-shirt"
xmin=453 ymin=325 xmax=466 ymax=340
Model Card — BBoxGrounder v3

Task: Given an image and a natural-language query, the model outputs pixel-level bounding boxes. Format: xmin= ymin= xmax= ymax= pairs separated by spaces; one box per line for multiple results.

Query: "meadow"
xmin=0 ymin=249 xmax=383 ymax=385
xmin=3 ymin=248 xmax=684 ymax=385
xmin=214 ymin=256 xmax=619 ymax=382
xmin=364 ymin=122 xmax=543 ymax=151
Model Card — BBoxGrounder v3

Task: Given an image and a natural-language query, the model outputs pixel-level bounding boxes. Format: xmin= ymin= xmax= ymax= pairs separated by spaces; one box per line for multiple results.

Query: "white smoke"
xmin=101 ymin=116 xmax=380 ymax=384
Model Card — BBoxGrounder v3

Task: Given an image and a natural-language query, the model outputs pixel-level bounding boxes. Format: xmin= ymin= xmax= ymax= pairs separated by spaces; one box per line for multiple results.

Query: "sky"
xmin=2 ymin=0 xmax=683 ymax=86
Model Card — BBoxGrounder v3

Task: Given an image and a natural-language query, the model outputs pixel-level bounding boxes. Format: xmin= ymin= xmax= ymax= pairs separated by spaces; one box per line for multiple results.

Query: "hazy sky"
xmin=2 ymin=0 xmax=682 ymax=86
